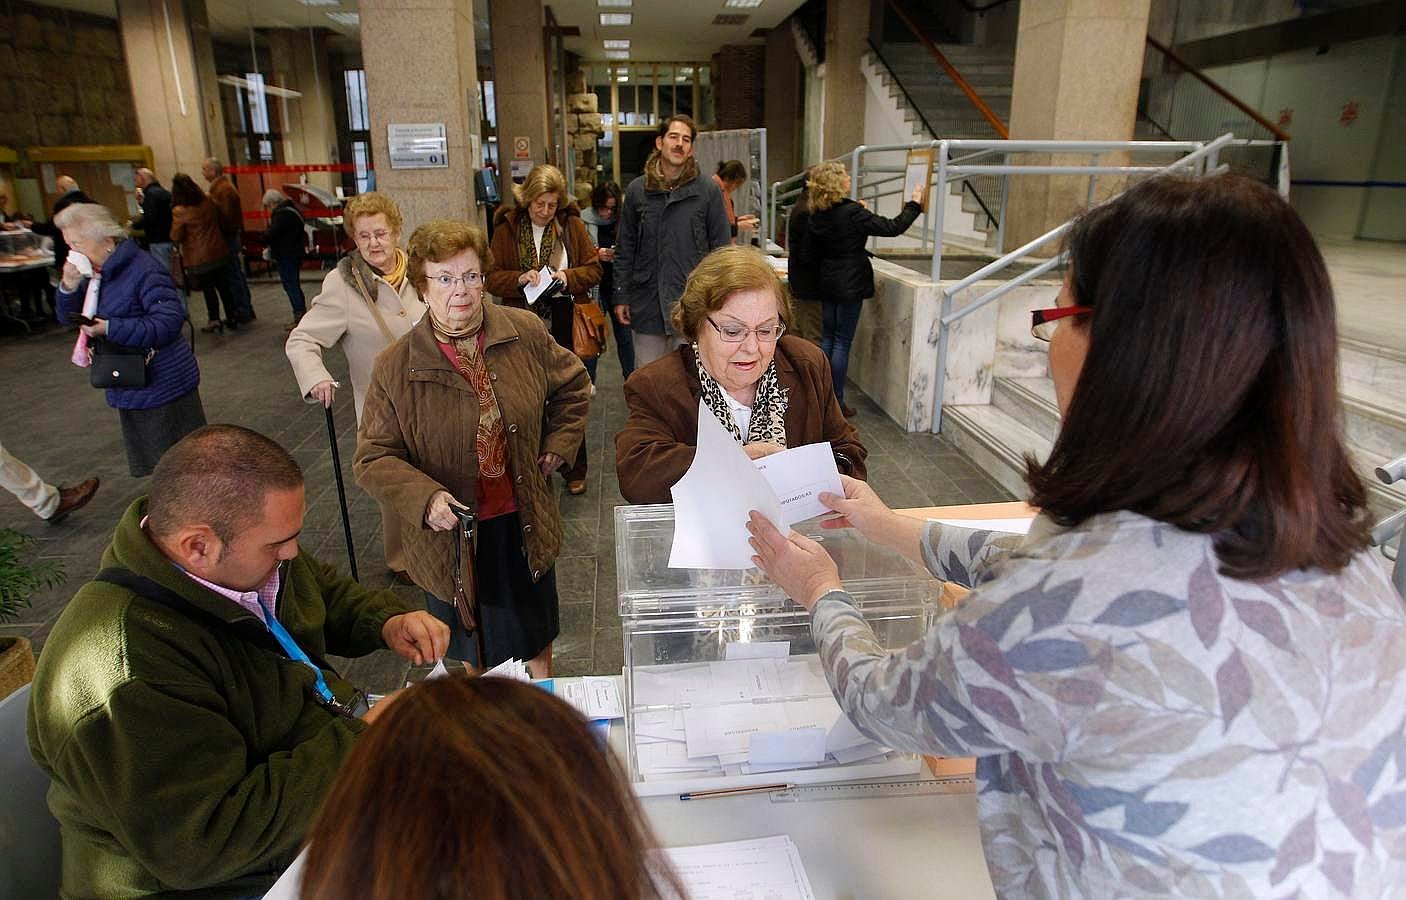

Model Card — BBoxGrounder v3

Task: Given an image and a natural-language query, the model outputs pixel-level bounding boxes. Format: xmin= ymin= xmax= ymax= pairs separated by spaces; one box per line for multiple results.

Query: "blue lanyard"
xmin=258 ymin=597 xmax=334 ymax=703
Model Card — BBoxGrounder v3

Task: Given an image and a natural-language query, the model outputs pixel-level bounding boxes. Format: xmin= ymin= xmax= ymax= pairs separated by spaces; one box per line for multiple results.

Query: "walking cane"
xmin=451 ymin=505 xmax=487 ymax=667
xmin=324 ymin=403 xmax=360 ymax=582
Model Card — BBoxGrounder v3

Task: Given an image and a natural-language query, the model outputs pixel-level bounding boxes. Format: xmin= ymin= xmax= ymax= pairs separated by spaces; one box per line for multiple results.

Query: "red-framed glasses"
xmin=1030 ymin=305 xmax=1092 ymax=342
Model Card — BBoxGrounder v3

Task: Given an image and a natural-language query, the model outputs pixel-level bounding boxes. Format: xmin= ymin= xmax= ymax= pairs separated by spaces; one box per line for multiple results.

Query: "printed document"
xmin=521 ymin=266 xmax=557 ymax=305
xmin=661 ymin=835 xmax=816 ymax=900
xmin=753 ymin=442 xmax=843 ymax=527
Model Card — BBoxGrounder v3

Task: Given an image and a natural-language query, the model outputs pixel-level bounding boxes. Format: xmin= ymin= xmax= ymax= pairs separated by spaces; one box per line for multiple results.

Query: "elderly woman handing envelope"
xmin=615 ymin=246 xmax=867 ymax=506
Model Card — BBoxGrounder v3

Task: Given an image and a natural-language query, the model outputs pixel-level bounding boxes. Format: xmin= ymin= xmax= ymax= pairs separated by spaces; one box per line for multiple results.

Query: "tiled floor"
xmin=0 ymin=274 xmax=1012 ymax=691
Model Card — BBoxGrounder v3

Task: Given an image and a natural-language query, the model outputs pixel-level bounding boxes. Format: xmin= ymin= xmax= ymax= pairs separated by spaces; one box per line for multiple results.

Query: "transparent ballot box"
xmin=614 ymin=503 xmax=941 ymax=796
xmin=0 ymin=229 xmax=54 ymax=270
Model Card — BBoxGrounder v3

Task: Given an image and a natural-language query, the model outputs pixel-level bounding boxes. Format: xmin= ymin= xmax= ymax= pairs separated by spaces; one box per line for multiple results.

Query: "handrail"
xmin=883 ymin=0 xmax=1010 ymax=139
xmin=1145 ymin=35 xmax=1291 ymax=142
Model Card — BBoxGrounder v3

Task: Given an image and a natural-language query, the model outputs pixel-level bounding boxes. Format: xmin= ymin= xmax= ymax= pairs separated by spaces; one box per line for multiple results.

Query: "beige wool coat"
xmin=353 ymin=303 xmax=590 ymax=603
xmin=284 ymin=252 xmax=427 ymax=422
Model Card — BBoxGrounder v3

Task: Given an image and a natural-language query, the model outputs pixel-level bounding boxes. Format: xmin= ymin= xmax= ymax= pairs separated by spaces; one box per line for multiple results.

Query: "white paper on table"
xmin=483 ymin=657 xmax=530 ymax=681
xmin=668 ymin=399 xmax=784 ymax=569
xmin=660 ymin=835 xmax=817 ymax=900
xmin=521 ymin=265 xmax=557 ymax=305
xmin=933 ymin=516 xmax=1034 ymax=535
xmin=753 ymin=442 xmax=843 ymax=527
xmin=559 ymin=676 xmax=624 ymax=720
xmin=826 ymin=710 xmax=872 ymax=753
xmin=425 ymin=659 xmax=451 ymax=681
xmin=725 ymin=640 xmax=790 ymax=660
xmin=263 ymin=847 xmax=306 ymax=900
xmin=828 ymin=743 xmax=888 ymax=765
xmin=749 ymin=727 xmax=827 ymax=765
xmin=633 ymin=708 xmax=687 ymax=742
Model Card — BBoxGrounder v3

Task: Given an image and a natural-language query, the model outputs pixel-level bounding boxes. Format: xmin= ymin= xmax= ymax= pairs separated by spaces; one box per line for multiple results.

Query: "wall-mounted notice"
xmin=388 ymin=123 xmax=448 ymax=169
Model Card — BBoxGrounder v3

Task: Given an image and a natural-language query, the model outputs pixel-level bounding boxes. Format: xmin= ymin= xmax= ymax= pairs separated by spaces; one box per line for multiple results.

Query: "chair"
xmin=0 ymin=684 xmax=63 ymax=898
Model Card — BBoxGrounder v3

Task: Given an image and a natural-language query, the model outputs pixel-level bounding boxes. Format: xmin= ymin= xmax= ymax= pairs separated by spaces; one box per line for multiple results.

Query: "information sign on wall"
xmin=387 ymin=123 xmax=448 ymax=169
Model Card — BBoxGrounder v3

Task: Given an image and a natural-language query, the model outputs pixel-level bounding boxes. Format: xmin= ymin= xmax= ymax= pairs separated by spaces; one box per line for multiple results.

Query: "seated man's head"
xmin=146 ymin=425 xmax=305 ymax=591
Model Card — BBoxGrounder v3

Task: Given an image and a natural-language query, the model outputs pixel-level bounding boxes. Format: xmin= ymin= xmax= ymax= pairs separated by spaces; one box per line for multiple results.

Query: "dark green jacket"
xmin=26 ymin=499 xmax=414 ymax=898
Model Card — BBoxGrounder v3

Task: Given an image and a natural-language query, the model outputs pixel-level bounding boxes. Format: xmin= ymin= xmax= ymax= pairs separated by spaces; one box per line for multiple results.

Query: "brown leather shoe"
xmin=47 ymin=477 xmax=99 ymax=525
xmin=840 ymin=402 xmax=858 ymax=418
xmin=566 ymin=479 xmax=588 ymax=495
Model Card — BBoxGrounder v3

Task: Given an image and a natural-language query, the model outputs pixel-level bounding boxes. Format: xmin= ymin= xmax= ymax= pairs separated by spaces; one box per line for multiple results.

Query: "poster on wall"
xmin=387 ymin=123 xmax=449 ymax=169
xmin=903 ymin=149 xmax=934 ymax=212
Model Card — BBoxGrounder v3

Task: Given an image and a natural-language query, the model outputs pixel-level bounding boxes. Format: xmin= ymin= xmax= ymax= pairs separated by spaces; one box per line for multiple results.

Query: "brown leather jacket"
xmin=615 ymin=336 xmax=869 ymax=504
xmin=486 ymin=204 xmax=601 ymax=306
xmin=170 ymin=199 xmax=230 ymax=270
xmin=353 ymin=303 xmax=590 ymax=601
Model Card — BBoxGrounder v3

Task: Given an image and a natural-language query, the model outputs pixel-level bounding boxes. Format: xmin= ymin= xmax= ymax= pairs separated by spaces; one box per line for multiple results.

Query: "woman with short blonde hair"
xmin=616 ymin=245 xmax=866 ymax=504
xmin=486 ymin=163 xmax=602 ymax=495
xmin=285 ymin=190 xmax=426 ymax=577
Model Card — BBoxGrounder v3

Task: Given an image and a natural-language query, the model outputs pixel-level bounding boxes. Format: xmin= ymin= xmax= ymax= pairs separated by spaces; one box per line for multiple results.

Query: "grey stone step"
xmin=939 ymin=404 xmax=1048 ymax=500
xmin=967 ymin=374 xmax=1406 ymax=519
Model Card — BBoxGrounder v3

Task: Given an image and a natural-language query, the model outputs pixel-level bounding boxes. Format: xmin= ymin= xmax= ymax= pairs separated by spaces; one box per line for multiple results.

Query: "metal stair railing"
xmin=927 ymin=132 xmax=1239 ymax=434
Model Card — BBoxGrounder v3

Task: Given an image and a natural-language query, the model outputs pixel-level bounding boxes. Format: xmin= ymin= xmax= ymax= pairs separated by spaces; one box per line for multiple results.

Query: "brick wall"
xmin=715 ymin=44 xmax=766 ymax=130
xmin=0 ymin=1 xmax=139 ymax=147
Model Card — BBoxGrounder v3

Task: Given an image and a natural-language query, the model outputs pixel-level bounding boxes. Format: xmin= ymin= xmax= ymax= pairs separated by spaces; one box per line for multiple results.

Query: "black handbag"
xmin=89 ymin=338 xmax=154 ymax=389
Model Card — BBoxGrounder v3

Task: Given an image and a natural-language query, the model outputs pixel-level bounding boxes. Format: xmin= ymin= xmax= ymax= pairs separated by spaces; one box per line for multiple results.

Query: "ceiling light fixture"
xmin=295 ymin=0 xmax=339 ymax=6
xmin=325 ymin=11 xmax=359 ymax=25
xmin=599 ymin=12 xmax=632 ymax=25
xmin=724 ymin=0 xmax=763 ymax=6
xmin=597 ymin=0 xmax=632 ymax=6
xmin=606 ymin=49 xmax=629 ymax=59
xmin=603 ymin=39 xmax=630 ymax=49
xmin=218 ymin=74 xmax=303 ymax=99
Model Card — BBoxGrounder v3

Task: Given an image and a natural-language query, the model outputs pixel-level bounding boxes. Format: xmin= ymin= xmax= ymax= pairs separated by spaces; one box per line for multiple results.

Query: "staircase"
xmin=940 ymin=340 xmax=1406 ymax=519
xmin=861 ymin=42 xmax=1016 ymax=248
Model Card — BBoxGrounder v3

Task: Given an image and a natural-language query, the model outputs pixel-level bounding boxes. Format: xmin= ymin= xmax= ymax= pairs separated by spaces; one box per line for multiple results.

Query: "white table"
xmin=642 ymin=784 xmax=995 ymax=899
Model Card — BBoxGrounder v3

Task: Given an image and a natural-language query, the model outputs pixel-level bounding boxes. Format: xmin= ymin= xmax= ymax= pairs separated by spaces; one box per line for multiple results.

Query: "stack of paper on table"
xmin=660 ymin=835 xmax=815 ymax=900
xmin=630 ymin=654 xmax=902 ymax=786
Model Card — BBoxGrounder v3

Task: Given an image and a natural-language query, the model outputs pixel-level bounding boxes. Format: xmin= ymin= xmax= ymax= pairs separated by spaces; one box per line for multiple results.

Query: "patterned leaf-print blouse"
xmin=811 ymin=510 xmax=1406 ymax=898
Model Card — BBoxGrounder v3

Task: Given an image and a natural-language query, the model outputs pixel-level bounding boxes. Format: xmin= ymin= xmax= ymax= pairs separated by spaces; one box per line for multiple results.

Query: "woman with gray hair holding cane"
xmin=55 ymin=202 xmax=204 ymax=477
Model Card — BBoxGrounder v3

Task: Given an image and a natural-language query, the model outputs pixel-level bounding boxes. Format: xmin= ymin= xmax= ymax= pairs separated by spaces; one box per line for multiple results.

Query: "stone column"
xmin=360 ymin=0 xmax=483 ymax=232
xmin=265 ymin=29 xmax=340 ymax=192
xmin=489 ymin=0 xmax=550 ymax=203
xmin=1004 ymin=0 xmax=1152 ymax=249
xmin=821 ymin=0 xmax=869 ymax=159
xmin=764 ymin=25 xmax=804 ymax=185
xmin=116 ymin=0 xmax=217 ymax=179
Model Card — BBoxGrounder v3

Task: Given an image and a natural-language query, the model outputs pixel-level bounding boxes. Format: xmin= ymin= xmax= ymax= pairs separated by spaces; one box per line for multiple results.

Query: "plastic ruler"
xmin=769 ymin=776 xmax=974 ymax=803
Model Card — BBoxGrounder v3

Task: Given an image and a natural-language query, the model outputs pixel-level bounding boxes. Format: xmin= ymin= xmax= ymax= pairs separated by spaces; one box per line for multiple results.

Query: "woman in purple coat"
xmin=55 ymin=203 xmax=205 ymax=477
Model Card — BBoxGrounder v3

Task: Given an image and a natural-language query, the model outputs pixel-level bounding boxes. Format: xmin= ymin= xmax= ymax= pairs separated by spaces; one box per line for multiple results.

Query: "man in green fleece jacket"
xmin=26 ymin=424 xmax=449 ymax=898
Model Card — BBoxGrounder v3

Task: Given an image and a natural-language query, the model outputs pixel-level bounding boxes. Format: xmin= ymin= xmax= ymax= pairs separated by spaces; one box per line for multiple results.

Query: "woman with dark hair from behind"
xmin=169 ymin=173 xmax=241 ymax=333
xmin=300 ymin=677 xmax=684 ymax=900
xmin=747 ymin=174 xmax=1406 ymax=896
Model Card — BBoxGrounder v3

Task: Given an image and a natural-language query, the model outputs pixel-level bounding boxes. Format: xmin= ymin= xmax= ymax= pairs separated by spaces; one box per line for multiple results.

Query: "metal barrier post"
xmin=929 ymin=141 xmax=949 ymax=282
xmin=1086 ymin=153 xmax=1100 ymax=206
xmin=996 ymin=154 xmax=1010 ymax=255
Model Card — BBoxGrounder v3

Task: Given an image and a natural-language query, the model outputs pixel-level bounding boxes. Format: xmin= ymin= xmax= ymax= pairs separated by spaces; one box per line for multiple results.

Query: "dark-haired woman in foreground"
xmin=748 ymin=174 xmax=1406 ymax=898
xmin=300 ymin=677 xmax=684 ymax=899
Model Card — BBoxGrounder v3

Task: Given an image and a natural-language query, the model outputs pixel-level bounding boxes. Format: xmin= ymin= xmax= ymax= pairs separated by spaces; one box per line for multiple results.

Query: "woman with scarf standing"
xmin=486 ymin=164 xmax=602 ymax=495
xmin=285 ymin=191 xmax=426 ymax=577
xmin=614 ymin=245 xmax=867 ymax=504
xmin=355 ymin=219 xmax=590 ymax=677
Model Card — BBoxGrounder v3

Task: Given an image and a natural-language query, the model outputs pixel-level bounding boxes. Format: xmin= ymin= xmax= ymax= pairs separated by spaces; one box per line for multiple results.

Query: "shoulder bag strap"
xmin=348 ymin=262 xmax=397 ymax=345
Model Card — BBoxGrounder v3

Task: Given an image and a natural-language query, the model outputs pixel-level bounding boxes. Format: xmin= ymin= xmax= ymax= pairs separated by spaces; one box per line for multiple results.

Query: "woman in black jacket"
xmin=806 ymin=161 xmax=924 ymax=416
xmin=259 ymin=190 xmax=308 ymax=330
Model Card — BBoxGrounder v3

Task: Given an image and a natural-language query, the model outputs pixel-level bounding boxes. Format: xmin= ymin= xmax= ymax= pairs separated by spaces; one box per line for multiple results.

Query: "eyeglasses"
xmin=1030 ymin=305 xmax=1092 ymax=342
xmin=707 ymin=317 xmax=786 ymax=343
xmin=355 ymin=229 xmax=392 ymax=242
xmin=429 ymin=271 xmax=485 ymax=289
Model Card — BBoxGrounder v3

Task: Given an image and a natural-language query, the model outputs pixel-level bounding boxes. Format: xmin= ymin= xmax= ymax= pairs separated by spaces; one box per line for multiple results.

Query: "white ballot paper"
xmin=669 ymin=401 xmax=842 ymax=569
xmin=669 ymin=400 xmax=784 ymax=569
xmin=660 ymin=835 xmax=816 ymax=900
xmin=933 ymin=516 xmax=1034 ymax=535
xmin=559 ymin=675 xmax=624 ymax=719
xmin=753 ymin=443 xmax=843 ymax=526
xmin=521 ymin=265 xmax=557 ymax=306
